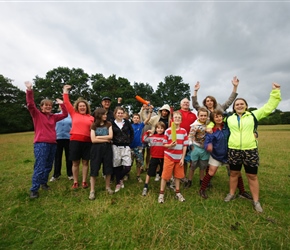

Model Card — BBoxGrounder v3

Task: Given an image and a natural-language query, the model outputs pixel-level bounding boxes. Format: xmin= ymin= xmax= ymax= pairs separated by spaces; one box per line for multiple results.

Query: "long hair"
xmin=202 ymin=96 xmax=217 ymax=109
xmin=73 ymin=97 xmax=91 ymax=115
xmin=91 ymin=108 xmax=111 ymax=130
xmin=232 ymin=98 xmax=248 ymax=113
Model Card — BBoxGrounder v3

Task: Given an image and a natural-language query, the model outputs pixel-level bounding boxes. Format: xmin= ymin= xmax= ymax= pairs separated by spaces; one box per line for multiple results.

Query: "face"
xmin=41 ymin=102 xmax=53 ymax=114
xmin=115 ymin=109 xmax=124 ymax=120
xmin=213 ymin=114 xmax=223 ymax=125
xmin=205 ymin=98 xmax=214 ymax=109
xmin=173 ymin=114 xmax=182 ymax=125
xmin=161 ymin=109 xmax=169 ymax=117
xmin=143 ymin=102 xmax=150 ymax=110
xmin=102 ymin=113 xmax=107 ymax=121
xmin=234 ymin=100 xmax=247 ymax=114
xmin=132 ymin=115 xmax=140 ymax=124
xmin=102 ymin=100 xmax=111 ymax=109
xmin=156 ymin=126 xmax=165 ymax=134
xmin=77 ymin=102 xmax=87 ymax=114
xmin=180 ymin=99 xmax=190 ymax=111
xmin=198 ymin=111 xmax=208 ymax=123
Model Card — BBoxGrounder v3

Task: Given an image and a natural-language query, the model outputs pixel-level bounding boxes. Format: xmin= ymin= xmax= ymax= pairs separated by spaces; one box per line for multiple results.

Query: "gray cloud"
xmin=0 ymin=2 xmax=289 ymax=111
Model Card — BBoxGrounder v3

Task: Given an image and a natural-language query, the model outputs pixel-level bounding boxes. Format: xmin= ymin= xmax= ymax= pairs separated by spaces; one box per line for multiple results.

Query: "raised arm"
xmin=192 ymin=81 xmax=201 ymax=111
xmin=220 ymin=76 xmax=239 ymax=111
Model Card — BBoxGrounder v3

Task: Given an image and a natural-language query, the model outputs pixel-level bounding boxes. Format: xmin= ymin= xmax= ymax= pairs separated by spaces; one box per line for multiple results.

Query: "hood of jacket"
xmin=158 ymin=104 xmax=171 ymax=115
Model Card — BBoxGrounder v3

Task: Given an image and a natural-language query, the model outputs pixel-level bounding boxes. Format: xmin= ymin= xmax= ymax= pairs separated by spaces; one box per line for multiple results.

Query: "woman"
xmin=111 ymin=106 xmax=134 ymax=193
xmin=89 ymin=108 xmax=114 ymax=200
xmin=224 ymin=83 xmax=281 ymax=212
xmin=63 ymin=85 xmax=94 ymax=189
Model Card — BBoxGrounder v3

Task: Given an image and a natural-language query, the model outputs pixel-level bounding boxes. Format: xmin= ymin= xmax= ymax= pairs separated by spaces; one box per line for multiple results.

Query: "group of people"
xmin=26 ymin=77 xmax=282 ymax=213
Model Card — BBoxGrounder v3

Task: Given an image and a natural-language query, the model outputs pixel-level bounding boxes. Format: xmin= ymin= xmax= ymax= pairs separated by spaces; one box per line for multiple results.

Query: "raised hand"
xmin=272 ymin=83 xmax=280 ymax=89
xmin=194 ymin=81 xmax=200 ymax=91
xmin=25 ymin=81 xmax=32 ymax=90
xmin=232 ymin=76 xmax=239 ymax=86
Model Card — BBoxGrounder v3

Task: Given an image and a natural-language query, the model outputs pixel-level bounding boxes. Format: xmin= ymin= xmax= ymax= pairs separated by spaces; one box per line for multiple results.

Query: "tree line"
xmin=0 ymin=67 xmax=289 ymax=134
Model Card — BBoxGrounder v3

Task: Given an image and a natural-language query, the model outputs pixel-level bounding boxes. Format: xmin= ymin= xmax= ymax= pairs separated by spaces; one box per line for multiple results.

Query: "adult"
xmin=63 ymin=85 xmax=94 ymax=189
xmin=224 ymin=83 xmax=281 ymax=213
xmin=50 ymin=108 xmax=73 ymax=182
xmin=98 ymin=96 xmax=122 ymax=123
xmin=25 ymin=81 xmax=68 ymax=198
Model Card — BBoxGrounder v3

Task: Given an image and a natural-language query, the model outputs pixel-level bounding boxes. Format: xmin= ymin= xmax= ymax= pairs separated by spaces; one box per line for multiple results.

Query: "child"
xmin=25 ymin=81 xmax=68 ymax=199
xmin=186 ymin=107 xmax=209 ymax=188
xmin=130 ymin=109 xmax=152 ymax=183
xmin=199 ymin=110 xmax=229 ymax=199
xmin=141 ymin=122 xmax=166 ymax=196
xmin=112 ymin=107 xmax=134 ymax=193
xmin=89 ymin=108 xmax=114 ymax=200
xmin=158 ymin=111 xmax=188 ymax=203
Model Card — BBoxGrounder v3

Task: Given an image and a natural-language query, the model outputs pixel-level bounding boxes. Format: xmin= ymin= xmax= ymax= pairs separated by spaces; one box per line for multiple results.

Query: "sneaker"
xmin=253 ymin=201 xmax=263 ymax=213
xmin=49 ymin=176 xmax=59 ymax=182
xmin=154 ymin=174 xmax=160 ymax=181
xmin=89 ymin=191 xmax=95 ymax=200
xmin=158 ymin=194 xmax=164 ymax=203
xmin=106 ymin=188 xmax=114 ymax=195
xmin=142 ymin=187 xmax=148 ymax=196
xmin=137 ymin=177 xmax=143 ymax=183
xmin=72 ymin=182 xmax=79 ymax=189
xmin=199 ymin=189 xmax=208 ymax=199
xmin=239 ymin=191 xmax=253 ymax=200
xmin=82 ymin=182 xmax=89 ymax=189
xmin=120 ymin=180 xmax=125 ymax=188
xmin=115 ymin=184 xmax=121 ymax=193
xmin=41 ymin=183 xmax=51 ymax=190
xmin=68 ymin=176 xmax=74 ymax=181
xmin=30 ymin=191 xmax=39 ymax=199
xmin=224 ymin=193 xmax=235 ymax=202
xmin=176 ymin=193 xmax=186 ymax=202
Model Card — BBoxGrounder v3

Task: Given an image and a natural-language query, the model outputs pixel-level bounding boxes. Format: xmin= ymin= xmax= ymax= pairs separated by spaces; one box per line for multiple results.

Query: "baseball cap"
xmin=102 ymin=97 xmax=111 ymax=101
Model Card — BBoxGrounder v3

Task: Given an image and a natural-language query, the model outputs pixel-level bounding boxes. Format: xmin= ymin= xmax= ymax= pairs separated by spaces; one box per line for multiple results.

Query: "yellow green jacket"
xmin=228 ymin=89 xmax=281 ymax=150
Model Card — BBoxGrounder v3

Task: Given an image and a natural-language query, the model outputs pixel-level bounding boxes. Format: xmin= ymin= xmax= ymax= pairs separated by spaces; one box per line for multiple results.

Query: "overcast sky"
xmin=1 ymin=1 xmax=289 ymax=111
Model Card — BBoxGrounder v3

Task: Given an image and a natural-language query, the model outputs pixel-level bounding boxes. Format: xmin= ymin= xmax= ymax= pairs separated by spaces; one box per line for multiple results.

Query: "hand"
xmin=207 ymin=144 xmax=213 ymax=153
xmin=232 ymin=76 xmax=239 ymax=87
xmin=206 ymin=128 xmax=213 ymax=134
xmin=56 ymin=98 xmax=63 ymax=104
xmin=179 ymin=158 xmax=184 ymax=167
xmin=63 ymin=85 xmax=71 ymax=93
xmin=194 ymin=81 xmax=200 ymax=91
xmin=272 ymin=82 xmax=280 ymax=89
xmin=170 ymin=141 xmax=177 ymax=148
xmin=25 ymin=81 xmax=32 ymax=90
xmin=117 ymin=97 xmax=122 ymax=103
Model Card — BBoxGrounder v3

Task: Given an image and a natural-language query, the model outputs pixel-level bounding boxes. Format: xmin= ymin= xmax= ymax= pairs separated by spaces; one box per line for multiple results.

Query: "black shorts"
xmin=69 ymin=140 xmax=91 ymax=161
xmin=228 ymin=148 xmax=259 ymax=174
xmin=147 ymin=158 xmax=164 ymax=177
xmin=90 ymin=143 xmax=113 ymax=176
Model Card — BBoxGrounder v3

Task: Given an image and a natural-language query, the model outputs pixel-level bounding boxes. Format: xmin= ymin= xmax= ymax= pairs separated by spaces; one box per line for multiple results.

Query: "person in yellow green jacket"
xmin=224 ymin=83 xmax=281 ymax=213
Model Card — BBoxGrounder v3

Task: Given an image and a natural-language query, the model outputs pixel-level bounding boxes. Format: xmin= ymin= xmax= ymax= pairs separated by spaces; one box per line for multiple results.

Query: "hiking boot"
xmin=224 ymin=193 xmax=235 ymax=202
xmin=82 ymin=182 xmax=89 ymax=189
xmin=142 ymin=187 xmax=148 ymax=196
xmin=154 ymin=174 xmax=160 ymax=181
xmin=239 ymin=191 xmax=253 ymax=200
xmin=89 ymin=191 xmax=95 ymax=200
xmin=115 ymin=184 xmax=121 ymax=193
xmin=176 ymin=193 xmax=185 ymax=202
xmin=253 ymin=201 xmax=263 ymax=213
xmin=106 ymin=188 xmax=114 ymax=195
xmin=30 ymin=191 xmax=39 ymax=199
xmin=41 ymin=183 xmax=51 ymax=190
xmin=158 ymin=194 xmax=164 ymax=203
xmin=199 ymin=190 xmax=208 ymax=199
xmin=72 ymin=182 xmax=79 ymax=189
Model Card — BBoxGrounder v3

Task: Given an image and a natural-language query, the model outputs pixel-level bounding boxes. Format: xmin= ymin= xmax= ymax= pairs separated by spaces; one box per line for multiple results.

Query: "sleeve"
xmin=252 ymin=89 xmax=282 ymax=121
xmin=204 ymin=133 xmax=213 ymax=150
xmin=191 ymin=95 xmax=201 ymax=112
xmin=26 ymin=90 xmax=38 ymax=117
xmin=220 ymin=92 xmax=238 ymax=111
xmin=188 ymin=126 xmax=196 ymax=145
xmin=55 ymin=103 xmax=68 ymax=122
xmin=63 ymin=93 xmax=75 ymax=116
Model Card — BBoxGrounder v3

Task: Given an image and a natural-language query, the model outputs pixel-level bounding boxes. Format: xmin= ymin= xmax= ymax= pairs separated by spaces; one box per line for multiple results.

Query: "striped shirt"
xmin=163 ymin=127 xmax=188 ymax=162
xmin=142 ymin=132 xmax=165 ymax=159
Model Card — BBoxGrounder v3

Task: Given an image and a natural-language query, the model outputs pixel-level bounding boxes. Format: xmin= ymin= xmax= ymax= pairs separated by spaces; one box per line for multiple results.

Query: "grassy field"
xmin=0 ymin=125 xmax=289 ymax=250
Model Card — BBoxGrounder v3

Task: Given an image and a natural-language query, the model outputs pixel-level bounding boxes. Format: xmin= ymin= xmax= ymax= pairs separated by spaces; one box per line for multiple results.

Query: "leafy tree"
xmin=132 ymin=82 xmax=155 ymax=114
xmin=152 ymin=75 xmax=191 ymax=111
xmin=33 ymin=67 xmax=91 ymax=112
xmin=0 ymin=75 xmax=33 ymax=133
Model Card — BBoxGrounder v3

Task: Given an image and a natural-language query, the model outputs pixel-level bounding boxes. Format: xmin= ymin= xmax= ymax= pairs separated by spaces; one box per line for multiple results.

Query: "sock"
xmin=159 ymin=190 xmax=165 ymax=195
xmin=175 ymin=189 xmax=180 ymax=194
xmin=200 ymin=173 xmax=212 ymax=191
xmin=238 ymin=176 xmax=245 ymax=194
xmin=144 ymin=183 xmax=148 ymax=189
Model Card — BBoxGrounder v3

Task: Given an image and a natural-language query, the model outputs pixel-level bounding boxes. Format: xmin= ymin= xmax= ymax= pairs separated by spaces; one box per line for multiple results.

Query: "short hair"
xmin=210 ymin=109 xmax=224 ymax=123
xmin=40 ymin=99 xmax=53 ymax=107
xmin=203 ymin=96 xmax=217 ymax=109
xmin=197 ymin=107 xmax=208 ymax=115
xmin=73 ymin=97 xmax=91 ymax=115
xmin=180 ymin=98 xmax=190 ymax=106
xmin=155 ymin=121 xmax=166 ymax=130
xmin=173 ymin=111 xmax=182 ymax=119
xmin=132 ymin=113 xmax=140 ymax=119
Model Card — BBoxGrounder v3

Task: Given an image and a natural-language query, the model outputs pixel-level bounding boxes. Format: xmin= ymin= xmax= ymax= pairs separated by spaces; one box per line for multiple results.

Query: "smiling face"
xmin=205 ymin=98 xmax=214 ymax=110
xmin=132 ymin=115 xmax=140 ymax=124
xmin=77 ymin=102 xmax=87 ymax=115
xmin=234 ymin=99 xmax=247 ymax=115
xmin=213 ymin=114 xmax=223 ymax=125
xmin=102 ymin=100 xmax=111 ymax=110
xmin=198 ymin=111 xmax=208 ymax=123
xmin=40 ymin=100 xmax=53 ymax=114
xmin=180 ymin=98 xmax=190 ymax=111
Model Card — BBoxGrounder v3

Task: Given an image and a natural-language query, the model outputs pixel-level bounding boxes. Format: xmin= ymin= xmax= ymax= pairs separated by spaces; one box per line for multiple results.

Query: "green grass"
xmin=0 ymin=126 xmax=290 ymax=249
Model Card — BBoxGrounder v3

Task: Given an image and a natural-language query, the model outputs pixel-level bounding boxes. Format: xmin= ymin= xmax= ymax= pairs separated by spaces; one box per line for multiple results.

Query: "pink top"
xmin=63 ymin=93 xmax=94 ymax=142
xmin=26 ymin=90 xmax=68 ymax=144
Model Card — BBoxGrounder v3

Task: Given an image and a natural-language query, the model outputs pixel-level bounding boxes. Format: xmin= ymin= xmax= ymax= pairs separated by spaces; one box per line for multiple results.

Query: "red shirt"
xmin=178 ymin=109 xmax=197 ymax=134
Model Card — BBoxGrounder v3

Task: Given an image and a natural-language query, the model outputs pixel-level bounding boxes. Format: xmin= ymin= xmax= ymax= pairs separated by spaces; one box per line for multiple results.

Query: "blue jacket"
xmin=204 ymin=125 xmax=229 ymax=163
xmin=55 ymin=114 xmax=72 ymax=140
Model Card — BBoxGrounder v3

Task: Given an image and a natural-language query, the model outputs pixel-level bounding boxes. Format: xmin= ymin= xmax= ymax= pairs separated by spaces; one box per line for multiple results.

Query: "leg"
xmin=82 ymin=159 xmax=89 ymax=183
xmin=246 ymin=173 xmax=259 ymax=202
xmin=72 ymin=160 xmax=80 ymax=184
xmin=229 ymin=170 xmax=240 ymax=195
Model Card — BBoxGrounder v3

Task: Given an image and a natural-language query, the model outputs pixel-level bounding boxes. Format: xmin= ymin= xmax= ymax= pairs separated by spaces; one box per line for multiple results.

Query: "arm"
xmin=25 ymin=81 xmax=38 ymax=116
xmin=144 ymin=106 xmax=153 ymax=125
xmin=220 ymin=76 xmax=239 ymax=111
xmin=179 ymin=145 xmax=187 ymax=166
xmin=90 ymin=126 xmax=113 ymax=143
xmin=191 ymin=81 xmax=201 ymax=111
xmin=62 ymin=85 xmax=75 ymax=115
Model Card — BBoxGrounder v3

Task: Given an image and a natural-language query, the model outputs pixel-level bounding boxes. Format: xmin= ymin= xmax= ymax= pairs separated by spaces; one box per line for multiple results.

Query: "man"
xmin=98 ymin=97 xmax=122 ymax=123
